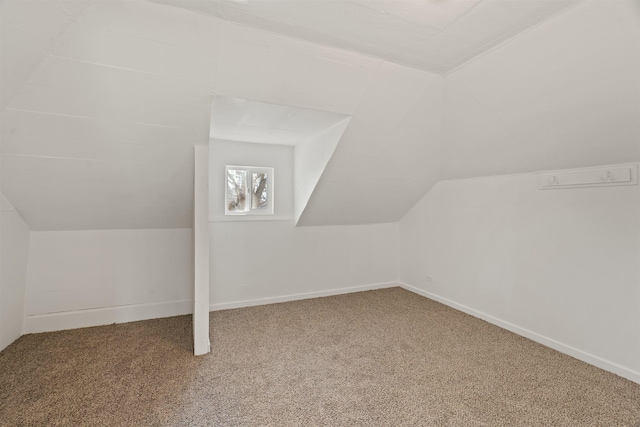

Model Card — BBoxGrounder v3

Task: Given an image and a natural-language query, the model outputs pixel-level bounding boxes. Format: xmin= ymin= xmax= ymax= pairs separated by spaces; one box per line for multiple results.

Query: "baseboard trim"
xmin=210 ymin=282 xmax=398 ymax=311
xmin=399 ymin=282 xmax=640 ymax=385
xmin=24 ymin=300 xmax=193 ymax=334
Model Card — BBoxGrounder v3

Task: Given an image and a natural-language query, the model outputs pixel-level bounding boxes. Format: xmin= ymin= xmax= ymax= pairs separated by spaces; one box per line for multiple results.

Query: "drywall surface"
xmin=24 ymin=228 xmax=193 ymax=333
xmin=209 ymin=139 xmax=294 ymax=221
xmin=442 ymin=0 xmax=640 ymax=180
xmin=3 ymin=0 xmax=444 ymax=230
xmin=399 ymin=165 xmax=640 ymax=382
xmin=152 ymin=0 xmax=578 ymax=74
xmin=0 ymin=194 xmax=30 ymax=351
xmin=209 ymin=137 xmax=398 ymax=308
xmin=3 ymin=0 xmax=637 ymax=230
xmin=210 ymin=221 xmax=398 ymax=309
xmin=193 ymin=145 xmax=210 ymax=355
xmin=299 ymin=62 xmax=444 ymax=226
xmin=294 ymin=118 xmax=350 ymax=223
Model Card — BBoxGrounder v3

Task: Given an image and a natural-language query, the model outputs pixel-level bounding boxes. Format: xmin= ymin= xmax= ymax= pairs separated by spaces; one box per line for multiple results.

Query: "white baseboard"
xmin=24 ymin=283 xmax=398 ymax=333
xmin=24 ymin=300 xmax=193 ymax=334
xmin=210 ymin=282 xmax=398 ymax=311
xmin=23 ymin=282 xmax=399 ymax=334
xmin=399 ymin=282 xmax=640 ymax=385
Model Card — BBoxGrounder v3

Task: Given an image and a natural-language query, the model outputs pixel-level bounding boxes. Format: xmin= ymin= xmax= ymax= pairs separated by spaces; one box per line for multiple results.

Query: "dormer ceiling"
xmin=210 ymin=96 xmax=350 ymax=145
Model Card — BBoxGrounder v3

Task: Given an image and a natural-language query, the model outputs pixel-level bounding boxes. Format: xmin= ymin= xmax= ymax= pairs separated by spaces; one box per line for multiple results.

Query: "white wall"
xmin=0 ymin=194 xmax=30 ymax=351
xmin=209 ymin=137 xmax=398 ymax=308
xmin=399 ymin=165 xmax=640 ymax=383
xmin=24 ymin=228 xmax=193 ymax=333
xmin=210 ymin=221 xmax=398 ymax=309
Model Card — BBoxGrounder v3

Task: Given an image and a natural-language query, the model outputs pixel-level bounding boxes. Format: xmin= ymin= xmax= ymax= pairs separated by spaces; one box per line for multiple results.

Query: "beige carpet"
xmin=1 ymin=288 xmax=639 ymax=426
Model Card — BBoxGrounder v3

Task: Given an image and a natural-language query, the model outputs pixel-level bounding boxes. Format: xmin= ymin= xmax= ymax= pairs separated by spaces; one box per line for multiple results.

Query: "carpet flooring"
xmin=1 ymin=287 xmax=639 ymax=426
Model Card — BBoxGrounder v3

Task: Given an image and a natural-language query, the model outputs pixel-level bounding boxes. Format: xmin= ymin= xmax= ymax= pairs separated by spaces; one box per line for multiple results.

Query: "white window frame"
xmin=225 ymin=165 xmax=274 ymax=216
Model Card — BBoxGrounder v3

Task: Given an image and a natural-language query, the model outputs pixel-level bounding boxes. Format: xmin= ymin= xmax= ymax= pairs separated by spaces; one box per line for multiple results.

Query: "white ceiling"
xmin=0 ymin=0 xmax=637 ymax=230
xmin=152 ymin=0 xmax=581 ymax=74
xmin=210 ymin=96 xmax=350 ymax=145
xmin=440 ymin=0 xmax=640 ymax=180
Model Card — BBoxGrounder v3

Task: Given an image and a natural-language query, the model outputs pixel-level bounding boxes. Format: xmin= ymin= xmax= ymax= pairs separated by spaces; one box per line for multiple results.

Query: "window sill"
xmin=209 ymin=215 xmax=294 ymax=222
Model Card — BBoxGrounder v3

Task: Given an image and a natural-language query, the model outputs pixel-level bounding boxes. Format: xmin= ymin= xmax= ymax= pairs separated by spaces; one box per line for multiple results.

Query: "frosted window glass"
xmin=227 ymin=169 xmax=248 ymax=212
xmin=252 ymin=173 xmax=268 ymax=209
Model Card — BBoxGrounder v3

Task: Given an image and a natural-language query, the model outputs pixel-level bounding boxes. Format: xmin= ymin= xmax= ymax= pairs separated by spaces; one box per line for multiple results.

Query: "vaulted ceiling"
xmin=152 ymin=0 xmax=582 ymax=74
xmin=1 ymin=0 xmax=638 ymax=230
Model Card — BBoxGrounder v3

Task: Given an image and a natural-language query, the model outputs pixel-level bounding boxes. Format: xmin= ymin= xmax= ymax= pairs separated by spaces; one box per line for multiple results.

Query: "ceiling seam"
xmin=73 ymin=2 xmax=203 ymax=51
xmin=12 ymin=81 xmax=207 ymax=111
xmin=443 ymin=0 xmax=586 ymax=76
xmin=46 ymin=53 xmax=212 ymax=86
xmin=1 ymin=6 xmax=85 ymax=111
xmin=0 ymin=153 xmax=106 ymax=162
xmin=4 ymin=107 xmax=200 ymax=131
xmin=192 ymin=7 xmax=447 ymax=75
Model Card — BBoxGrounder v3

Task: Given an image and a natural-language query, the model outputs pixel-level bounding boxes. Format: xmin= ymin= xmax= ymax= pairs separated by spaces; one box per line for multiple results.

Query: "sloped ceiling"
xmin=441 ymin=0 xmax=640 ymax=179
xmin=0 ymin=1 xmax=91 ymax=110
xmin=0 ymin=0 xmax=638 ymax=230
xmin=298 ymin=61 xmax=443 ymax=225
xmin=1 ymin=1 xmax=213 ymax=230
xmin=151 ymin=0 xmax=580 ymax=74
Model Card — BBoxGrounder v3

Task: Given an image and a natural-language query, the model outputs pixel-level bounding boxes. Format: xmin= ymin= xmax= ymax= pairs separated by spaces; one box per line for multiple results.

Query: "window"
xmin=225 ymin=166 xmax=274 ymax=215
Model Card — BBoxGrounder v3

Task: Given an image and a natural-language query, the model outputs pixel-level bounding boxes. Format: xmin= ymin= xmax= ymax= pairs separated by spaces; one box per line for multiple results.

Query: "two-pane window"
xmin=225 ymin=166 xmax=274 ymax=215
